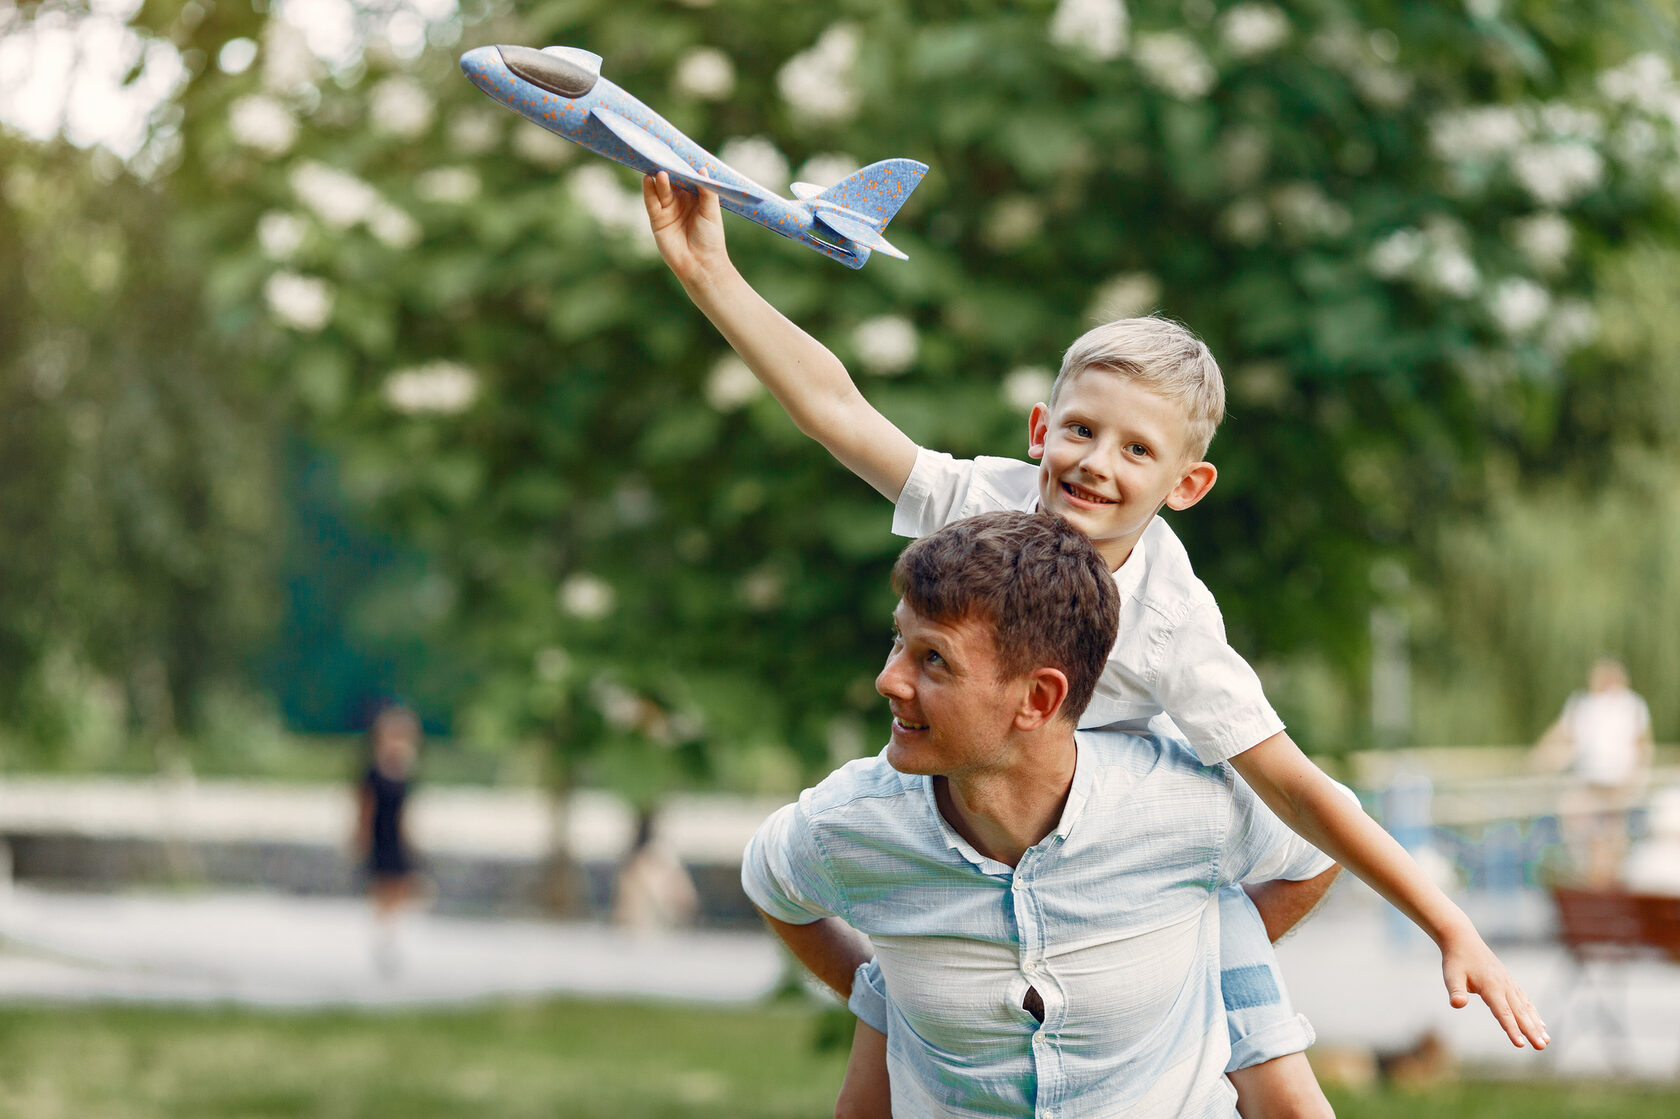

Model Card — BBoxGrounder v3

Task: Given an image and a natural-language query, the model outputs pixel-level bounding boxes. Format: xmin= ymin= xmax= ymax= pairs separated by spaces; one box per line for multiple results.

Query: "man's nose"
xmin=876 ymin=651 xmax=910 ymax=699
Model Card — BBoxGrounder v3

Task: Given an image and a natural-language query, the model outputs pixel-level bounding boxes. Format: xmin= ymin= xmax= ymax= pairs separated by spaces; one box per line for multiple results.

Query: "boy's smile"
xmin=1028 ymin=370 xmax=1216 ymax=571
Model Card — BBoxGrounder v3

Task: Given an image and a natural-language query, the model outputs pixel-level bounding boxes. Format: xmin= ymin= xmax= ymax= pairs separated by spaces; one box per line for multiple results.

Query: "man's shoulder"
xmin=1079 ymin=726 xmax=1228 ymax=784
xmin=800 ymin=751 xmax=922 ymax=820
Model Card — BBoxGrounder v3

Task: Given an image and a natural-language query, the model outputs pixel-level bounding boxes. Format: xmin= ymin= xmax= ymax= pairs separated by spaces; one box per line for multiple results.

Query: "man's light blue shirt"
xmin=742 ymin=729 xmax=1331 ymax=1118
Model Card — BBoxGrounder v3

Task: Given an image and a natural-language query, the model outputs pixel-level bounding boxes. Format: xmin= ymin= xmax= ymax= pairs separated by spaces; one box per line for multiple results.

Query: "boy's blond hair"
xmin=1048 ymin=316 xmax=1226 ymax=461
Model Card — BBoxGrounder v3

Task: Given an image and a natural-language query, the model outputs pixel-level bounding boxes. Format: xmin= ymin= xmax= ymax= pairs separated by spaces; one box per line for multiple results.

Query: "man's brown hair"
xmin=890 ymin=512 xmax=1119 ymax=724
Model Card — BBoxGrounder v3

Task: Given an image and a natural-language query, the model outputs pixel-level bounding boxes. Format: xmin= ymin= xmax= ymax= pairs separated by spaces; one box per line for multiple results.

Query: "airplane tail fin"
xmin=793 ymin=159 xmax=928 ymax=229
xmin=794 ymin=159 xmax=928 ymax=264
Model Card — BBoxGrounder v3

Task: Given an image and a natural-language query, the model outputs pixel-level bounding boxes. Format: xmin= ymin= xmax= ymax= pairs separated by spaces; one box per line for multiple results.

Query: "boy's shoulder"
xmin=1130 ymin=517 xmax=1219 ymax=620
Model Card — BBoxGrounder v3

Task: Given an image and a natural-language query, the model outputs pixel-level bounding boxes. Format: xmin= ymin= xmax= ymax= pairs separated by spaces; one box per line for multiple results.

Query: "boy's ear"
xmin=1027 ymin=403 xmax=1050 ymax=459
xmin=1014 ymin=666 xmax=1070 ymax=731
xmin=1165 ymin=460 xmax=1217 ymax=511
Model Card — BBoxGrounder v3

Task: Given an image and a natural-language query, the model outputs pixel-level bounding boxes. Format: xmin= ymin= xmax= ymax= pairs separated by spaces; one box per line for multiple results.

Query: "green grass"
xmin=0 ymin=999 xmax=1674 ymax=1118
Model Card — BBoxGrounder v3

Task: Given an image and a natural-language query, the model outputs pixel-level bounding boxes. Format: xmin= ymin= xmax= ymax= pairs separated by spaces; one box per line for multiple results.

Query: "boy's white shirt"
xmin=892 ymin=447 xmax=1284 ymax=765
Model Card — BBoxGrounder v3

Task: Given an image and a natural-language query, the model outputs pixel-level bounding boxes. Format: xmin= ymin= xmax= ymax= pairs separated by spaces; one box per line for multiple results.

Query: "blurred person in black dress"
xmin=355 ymin=704 xmax=422 ymax=974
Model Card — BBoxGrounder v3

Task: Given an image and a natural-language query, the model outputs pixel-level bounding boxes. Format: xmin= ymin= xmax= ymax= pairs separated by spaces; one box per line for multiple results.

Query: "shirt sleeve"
xmin=1220 ymin=773 xmax=1351 ymax=886
xmin=891 ymin=447 xmax=978 ymax=540
xmin=1153 ymin=599 xmax=1285 ymax=766
xmin=740 ymin=801 xmax=844 ymax=925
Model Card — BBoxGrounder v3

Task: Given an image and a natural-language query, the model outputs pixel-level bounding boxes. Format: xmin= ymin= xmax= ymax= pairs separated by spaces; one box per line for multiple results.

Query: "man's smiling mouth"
xmin=893 ymin=716 xmax=929 ymax=732
xmin=1061 ymin=481 xmax=1116 ymax=505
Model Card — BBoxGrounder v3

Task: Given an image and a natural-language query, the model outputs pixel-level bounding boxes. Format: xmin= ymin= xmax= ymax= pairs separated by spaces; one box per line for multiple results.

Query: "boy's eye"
xmin=1128 ymin=442 xmax=1149 ymax=456
xmin=1070 ymin=423 xmax=1092 ymax=438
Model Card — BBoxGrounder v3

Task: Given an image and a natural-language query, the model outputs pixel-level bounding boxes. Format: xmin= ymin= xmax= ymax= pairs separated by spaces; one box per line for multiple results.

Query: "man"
xmin=742 ymin=511 xmax=1338 ymax=1117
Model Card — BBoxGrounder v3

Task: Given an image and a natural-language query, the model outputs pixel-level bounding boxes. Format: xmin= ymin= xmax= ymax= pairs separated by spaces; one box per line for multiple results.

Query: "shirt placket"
xmin=1011 ymin=846 xmax=1064 ymax=1119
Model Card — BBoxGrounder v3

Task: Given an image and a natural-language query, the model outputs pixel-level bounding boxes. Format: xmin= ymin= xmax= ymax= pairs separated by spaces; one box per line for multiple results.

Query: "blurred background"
xmin=4 ymin=0 xmax=1680 ymax=1114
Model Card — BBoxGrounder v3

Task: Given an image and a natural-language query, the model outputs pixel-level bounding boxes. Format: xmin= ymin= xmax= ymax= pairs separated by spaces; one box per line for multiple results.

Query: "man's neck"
xmin=934 ymin=731 xmax=1078 ymax=868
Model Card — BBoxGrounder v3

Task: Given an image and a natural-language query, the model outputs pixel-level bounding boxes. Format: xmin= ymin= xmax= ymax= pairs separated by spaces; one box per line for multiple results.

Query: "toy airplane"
xmin=459 ymin=44 xmax=928 ymax=269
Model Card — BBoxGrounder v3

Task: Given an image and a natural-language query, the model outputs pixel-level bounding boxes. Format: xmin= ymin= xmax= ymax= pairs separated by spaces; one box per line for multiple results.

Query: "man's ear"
xmin=1165 ymin=460 xmax=1217 ymax=512
xmin=1015 ymin=667 xmax=1070 ymax=731
xmin=1027 ymin=403 xmax=1050 ymax=459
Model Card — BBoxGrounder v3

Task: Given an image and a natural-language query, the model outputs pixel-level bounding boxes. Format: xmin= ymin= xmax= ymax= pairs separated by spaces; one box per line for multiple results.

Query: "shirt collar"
xmin=1111 ymin=527 xmax=1148 ymax=603
xmin=917 ymin=733 xmax=1096 ymax=870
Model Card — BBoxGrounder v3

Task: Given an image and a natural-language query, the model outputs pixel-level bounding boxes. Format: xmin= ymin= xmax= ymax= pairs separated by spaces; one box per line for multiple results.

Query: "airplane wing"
xmin=813 ymin=208 xmax=907 ymax=261
xmin=590 ymin=107 xmax=763 ymax=206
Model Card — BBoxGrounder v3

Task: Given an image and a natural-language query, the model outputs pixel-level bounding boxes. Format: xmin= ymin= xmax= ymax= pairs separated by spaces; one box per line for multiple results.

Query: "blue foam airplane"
xmin=459 ymin=44 xmax=928 ymax=268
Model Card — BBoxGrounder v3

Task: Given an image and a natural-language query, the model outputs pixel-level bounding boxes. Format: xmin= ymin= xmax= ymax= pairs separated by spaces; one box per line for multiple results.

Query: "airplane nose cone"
xmin=458 ymin=45 xmax=501 ymax=90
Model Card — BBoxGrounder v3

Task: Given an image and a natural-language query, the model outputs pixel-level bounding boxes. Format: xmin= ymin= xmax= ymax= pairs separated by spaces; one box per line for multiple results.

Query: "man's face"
xmin=1029 ymin=371 xmax=1204 ymax=570
xmin=875 ymin=600 xmax=1024 ymax=778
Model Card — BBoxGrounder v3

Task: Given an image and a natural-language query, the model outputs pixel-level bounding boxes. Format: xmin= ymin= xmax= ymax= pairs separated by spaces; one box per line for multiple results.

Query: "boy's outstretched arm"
xmin=1230 ymin=733 xmax=1549 ymax=1050
xmin=643 ymin=173 xmax=918 ymax=502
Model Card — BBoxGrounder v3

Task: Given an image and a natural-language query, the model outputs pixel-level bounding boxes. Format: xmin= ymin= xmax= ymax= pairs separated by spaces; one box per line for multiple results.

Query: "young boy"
xmin=642 ymin=174 xmax=1548 ymax=1112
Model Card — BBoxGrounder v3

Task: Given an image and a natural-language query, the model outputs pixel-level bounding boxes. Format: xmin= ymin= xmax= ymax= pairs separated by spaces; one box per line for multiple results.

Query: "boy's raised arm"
xmin=1230 ymin=733 xmax=1549 ymax=1051
xmin=643 ymin=173 xmax=918 ymax=502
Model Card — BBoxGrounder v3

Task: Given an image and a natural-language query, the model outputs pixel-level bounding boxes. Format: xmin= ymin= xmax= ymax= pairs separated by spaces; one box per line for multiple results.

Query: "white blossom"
xmin=533 ymin=647 xmax=571 ymax=683
xmin=1217 ymin=127 xmax=1269 ymax=190
xmin=591 ymin=679 xmax=642 ymax=729
xmin=1219 ymin=197 xmax=1270 ymax=245
xmin=513 ymin=122 xmax=573 ymax=167
xmin=1221 ymin=4 xmax=1290 ymax=58
xmin=1509 ymin=212 xmax=1573 ymax=274
xmin=569 ymin=164 xmax=644 ymax=233
xmin=1430 ymin=105 xmax=1528 ymax=162
xmin=1543 ymin=298 xmax=1598 ymax=354
xmin=1369 ymin=228 xmax=1425 ymax=278
xmin=257 ymin=210 xmax=307 ymax=259
xmin=261 ymin=20 xmax=319 ymax=92
xmin=738 ymin=565 xmax=784 ymax=610
xmin=383 ymin=360 xmax=479 ymax=415
xmin=1613 ymin=118 xmax=1663 ymax=165
xmin=673 ymin=47 xmax=735 ymax=101
xmin=1353 ymin=66 xmax=1414 ymax=110
xmin=1088 ymin=272 xmax=1161 ymax=319
xmin=1539 ymin=102 xmax=1603 ymax=142
xmin=1133 ymin=32 xmax=1217 ymax=100
xmin=370 ymin=74 xmax=433 ymax=139
xmin=368 ymin=201 xmax=420 ymax=250
xmin=777 ymin=24 xmax=860 ymax=123
xmin=982 ymin=196 xmax=1045 ymax=251
xmin=1270 ymin=182 xmax=1350 ymax=239
xmin=291 ymin=161 xmax=379 ymax=228
xmin=217 ymin=38 xmax=258 ymax=76
xmin=228 ymin=94 xmax=297 ymax=155
xmin=853 ymin=316 xmax=919 ymax=376
xmin=1599 ymin=52 xmax=1673 ymax=113
xmin=1002 ymin=366 xmax=1054 ymax=412
xmin=1487 ymin=277 xmax=1550 ymax=335
xmin=1049 ymin=0 xmax=1129 ymax=62
xmin=1428 ymin=246 xmax=1480 ymax=298
xmin=705 ymin=356 xmax=763 ymax=411
xmin=415 ymin=166 xmax=481 ymax=204
xmin=264 ymin=271 xmax=333 ymax=331
xmin=559 ymin=574 xmax=616 ymax=620
xmin=450 ymin=111 xmax=502 ymax=156
xmin=795 ymin=152 xmax=861 ymax=188
xmin=718 ymin=135 xmax=789 ymax=194
xmin=1510 ymin=141 xmax=1603 ymax=207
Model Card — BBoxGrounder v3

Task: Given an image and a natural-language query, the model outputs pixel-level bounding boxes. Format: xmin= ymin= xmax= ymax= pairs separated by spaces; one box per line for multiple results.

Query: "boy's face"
xmin=1028 ymin=370 xmax=1216 ymax=571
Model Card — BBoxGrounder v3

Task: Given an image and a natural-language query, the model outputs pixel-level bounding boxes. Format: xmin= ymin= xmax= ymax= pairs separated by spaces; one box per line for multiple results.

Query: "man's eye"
xmin=926 ymin=650 xmax=945 ymax=667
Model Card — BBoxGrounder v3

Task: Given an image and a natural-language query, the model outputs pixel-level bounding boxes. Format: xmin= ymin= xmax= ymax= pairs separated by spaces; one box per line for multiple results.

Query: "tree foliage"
xmin=7 ymin=0 xmax=1680 ymax=778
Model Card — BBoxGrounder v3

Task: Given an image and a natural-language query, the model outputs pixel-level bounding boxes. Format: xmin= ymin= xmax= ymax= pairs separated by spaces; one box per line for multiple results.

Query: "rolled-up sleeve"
xmin=741 ymin=801 xmax=843 ymax=925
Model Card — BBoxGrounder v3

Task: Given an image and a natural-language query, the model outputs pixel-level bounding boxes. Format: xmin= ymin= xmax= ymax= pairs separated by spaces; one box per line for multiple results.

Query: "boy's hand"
xmin=1441 ymin=928 xmax=1549 ymax=1049
xmin=643 ymin=171 xmax=729 ymax=290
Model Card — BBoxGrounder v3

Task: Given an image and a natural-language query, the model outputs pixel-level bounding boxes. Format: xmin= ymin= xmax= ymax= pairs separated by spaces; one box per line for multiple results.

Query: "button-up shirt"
xmin=892 ymin=449 xmax=1284 ymax=764
xmin=742 ymin=730 xmax=1332 ymax=1118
